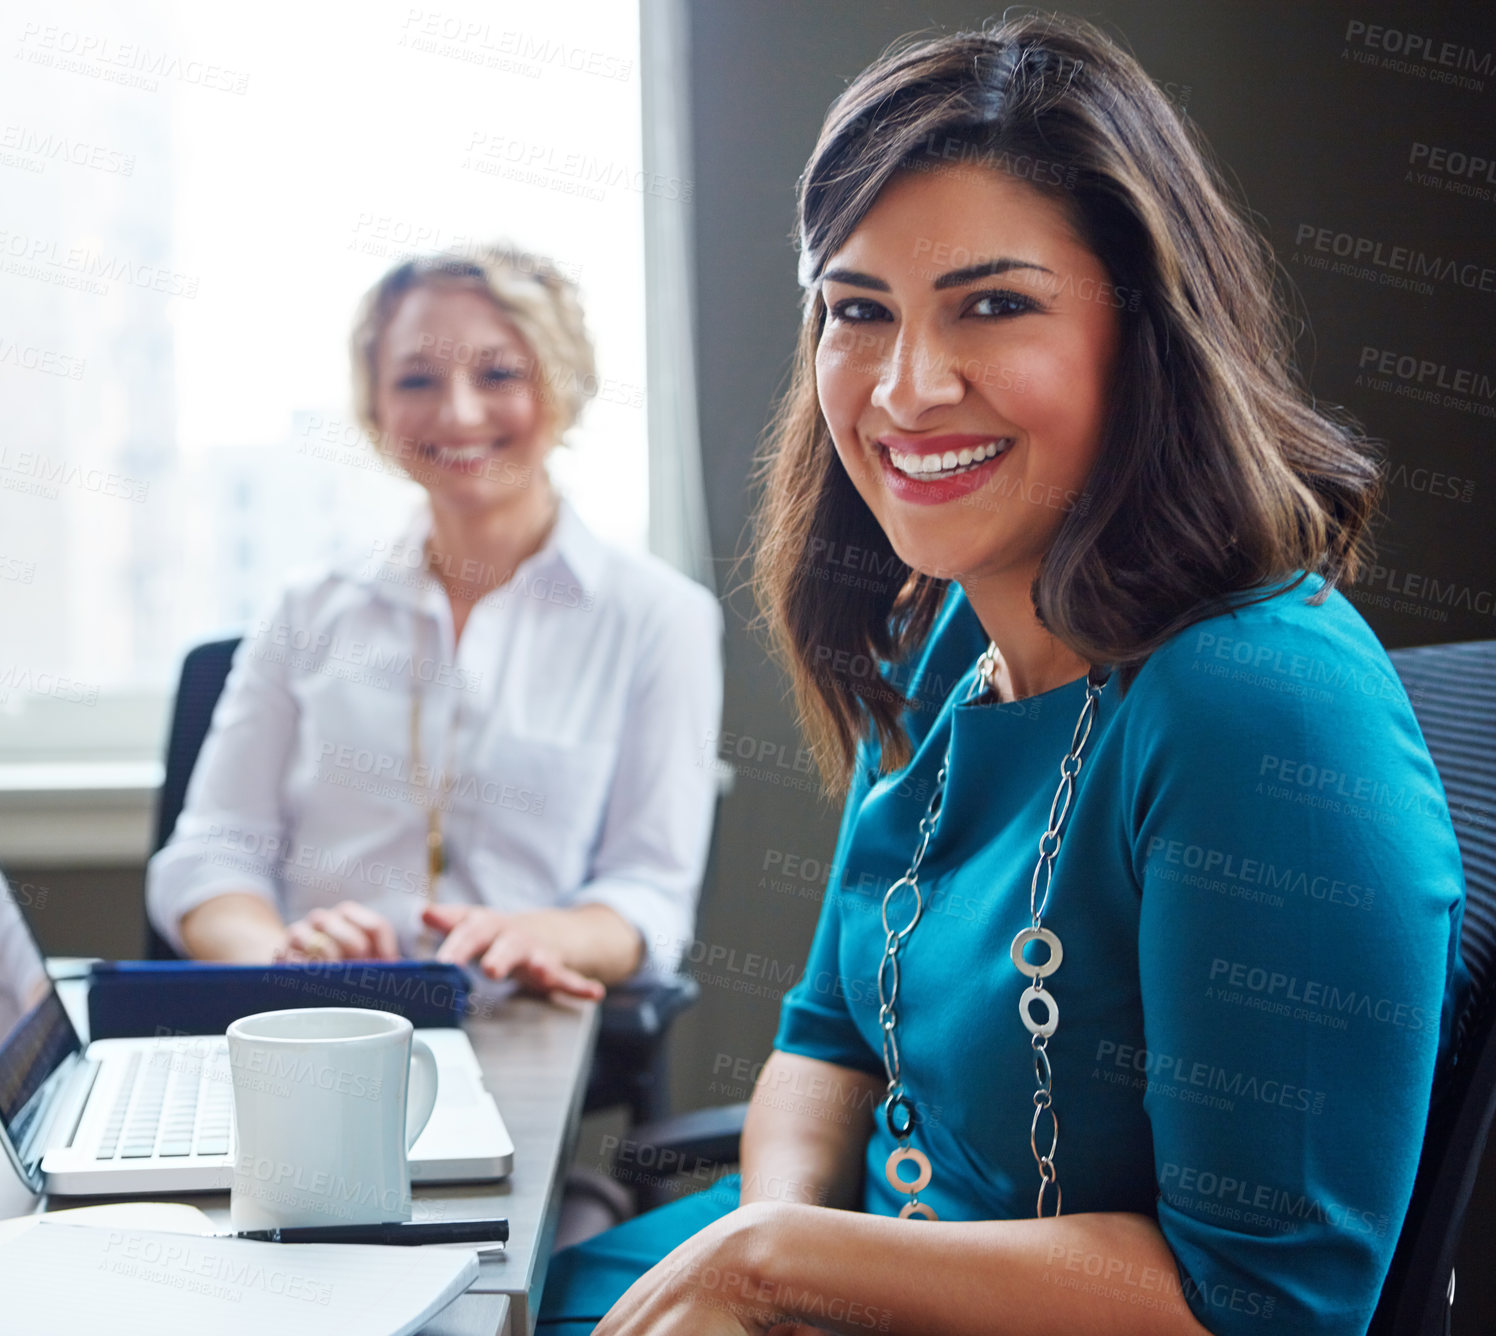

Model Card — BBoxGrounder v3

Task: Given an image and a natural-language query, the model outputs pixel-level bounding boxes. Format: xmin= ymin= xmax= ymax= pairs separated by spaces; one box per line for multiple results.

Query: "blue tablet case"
xmin=86 ymin=961 xmax=470 ymax=1040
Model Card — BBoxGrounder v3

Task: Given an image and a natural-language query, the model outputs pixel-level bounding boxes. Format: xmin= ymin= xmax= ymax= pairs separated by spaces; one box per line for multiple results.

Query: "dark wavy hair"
xmin=753 ymin=12 xmax=1379 ymax=789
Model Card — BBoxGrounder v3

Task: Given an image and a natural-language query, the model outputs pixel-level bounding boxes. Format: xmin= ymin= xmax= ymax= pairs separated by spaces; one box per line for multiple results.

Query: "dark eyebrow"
xmin=932 ymin=259 xmax=1053 ymax=289
xmin=820 ymin=267 xmax=889 ymax=292
xmin=821 ymin=258 xmax=1054 ymax=293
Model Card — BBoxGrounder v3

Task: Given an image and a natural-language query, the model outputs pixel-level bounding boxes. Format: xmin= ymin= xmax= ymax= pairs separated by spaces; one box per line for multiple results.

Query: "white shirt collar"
xmin=341 ymin=495 xmax=605 ymax=609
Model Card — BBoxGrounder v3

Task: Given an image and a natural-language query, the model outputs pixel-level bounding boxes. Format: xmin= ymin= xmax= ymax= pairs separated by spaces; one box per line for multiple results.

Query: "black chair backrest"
xmin=146 ymin=637 xmax=242 ymax=959
xmin=1371 ymin=640 xmax=1496 ymax=1335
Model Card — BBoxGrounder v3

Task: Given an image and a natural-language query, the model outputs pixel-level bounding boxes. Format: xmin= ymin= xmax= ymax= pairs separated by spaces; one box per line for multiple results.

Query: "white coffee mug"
xmin=226 ymin=1007 xmax=438 ymax=1231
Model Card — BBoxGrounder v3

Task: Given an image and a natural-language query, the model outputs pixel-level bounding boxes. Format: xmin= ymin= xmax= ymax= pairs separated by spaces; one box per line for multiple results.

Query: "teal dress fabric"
xmin=540 ymin=577 xmax=1469 ymax=1335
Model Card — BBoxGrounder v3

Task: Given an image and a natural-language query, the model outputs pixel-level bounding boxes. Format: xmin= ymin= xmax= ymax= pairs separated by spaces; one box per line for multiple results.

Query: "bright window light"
xmin=0 ymin=0 xmax=646 ymax=760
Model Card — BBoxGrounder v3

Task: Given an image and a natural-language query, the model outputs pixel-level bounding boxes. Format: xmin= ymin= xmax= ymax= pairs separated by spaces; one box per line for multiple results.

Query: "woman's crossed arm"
xmin=595 ymin=1050 xmax=1210 ymax=1336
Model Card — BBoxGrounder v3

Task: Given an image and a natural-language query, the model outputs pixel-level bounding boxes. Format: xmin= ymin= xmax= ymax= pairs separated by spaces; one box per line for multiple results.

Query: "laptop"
xmin=0 ymin=895 xmax=514 ymax=1198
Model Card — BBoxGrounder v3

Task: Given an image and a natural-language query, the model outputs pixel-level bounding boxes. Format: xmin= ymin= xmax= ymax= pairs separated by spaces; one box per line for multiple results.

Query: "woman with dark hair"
xmin=539 ymin=13 xmax=1466 ymax=1335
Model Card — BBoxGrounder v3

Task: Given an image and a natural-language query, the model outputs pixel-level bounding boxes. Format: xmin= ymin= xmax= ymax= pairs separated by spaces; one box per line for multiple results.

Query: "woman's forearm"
xmin=722 ymin=1202 xmax=1213 ymax=1336
xmin=739 ymin=1052 xmax=883 ymax=1209
xmin=506 ymin=904 xmax=644 ymax=984
xmin=179 ymin=892 xmax=288 ymax=962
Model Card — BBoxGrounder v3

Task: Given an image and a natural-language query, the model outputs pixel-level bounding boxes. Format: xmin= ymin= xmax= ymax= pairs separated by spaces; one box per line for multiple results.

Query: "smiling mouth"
xmin=417 ymin=441 xmax=502 ymax=467
xmin=884 ymin=438 xmax=1013 ymax=482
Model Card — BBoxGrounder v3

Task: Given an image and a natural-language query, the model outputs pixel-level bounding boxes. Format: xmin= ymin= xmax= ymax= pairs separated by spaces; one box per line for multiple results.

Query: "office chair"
xmin=1366 ymin=639 xmax=1496 ymax=1335
xmin=627 ymin=639 xmax=1496 ymax=1333
xmin=148 ymin=636 xmax=703 ymax=1128
xmin=146 ymin=637 xmax=241 ymax=957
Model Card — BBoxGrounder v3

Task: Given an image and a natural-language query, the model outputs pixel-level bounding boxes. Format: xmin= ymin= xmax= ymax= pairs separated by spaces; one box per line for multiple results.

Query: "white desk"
xmin=44 ymin=973 xmax=600 ymax=1336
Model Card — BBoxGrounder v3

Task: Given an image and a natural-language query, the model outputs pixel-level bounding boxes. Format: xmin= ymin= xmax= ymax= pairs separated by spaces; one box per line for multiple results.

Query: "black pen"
xmin=235 ymin=1218 xmax=508 ymax=1246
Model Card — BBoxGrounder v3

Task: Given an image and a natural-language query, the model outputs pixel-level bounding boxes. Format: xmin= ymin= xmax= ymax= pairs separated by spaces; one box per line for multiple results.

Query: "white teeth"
xmin=886 ymin=439 xmax=1010 ymax=480
xmin=429 ymin=443 xmax=491 ymax=465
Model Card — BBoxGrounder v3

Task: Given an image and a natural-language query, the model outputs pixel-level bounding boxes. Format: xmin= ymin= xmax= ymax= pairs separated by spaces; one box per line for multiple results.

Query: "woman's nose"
xmin=438 ymin=371 xmax=488 ymax=429
xmin=870 ymin=327 xmax=965 ymax=422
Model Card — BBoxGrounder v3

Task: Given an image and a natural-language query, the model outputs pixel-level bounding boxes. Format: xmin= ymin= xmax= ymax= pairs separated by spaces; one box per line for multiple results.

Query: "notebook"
xmin=0 ymin=1218 xmax=478 ymax=1336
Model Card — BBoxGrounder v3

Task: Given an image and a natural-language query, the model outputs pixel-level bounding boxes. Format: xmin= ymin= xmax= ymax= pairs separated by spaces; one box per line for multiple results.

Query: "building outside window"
xmin=0 ymin=0 xmax=650 ymax=773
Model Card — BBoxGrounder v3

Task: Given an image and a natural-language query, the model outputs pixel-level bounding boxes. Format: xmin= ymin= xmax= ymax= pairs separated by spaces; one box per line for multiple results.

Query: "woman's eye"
xmin=393 ymin=373 xmax=438 ymax=391
xmin=828 ymin=297 xmax=891 ymax=323
xmin=480 ymin=367 xmax=521 ymax=385
xmin=966 ymin=290 xmax=1039 ymax=318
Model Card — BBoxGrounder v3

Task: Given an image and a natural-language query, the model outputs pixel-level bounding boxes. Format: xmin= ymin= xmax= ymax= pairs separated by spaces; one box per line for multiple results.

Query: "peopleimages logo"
xmin=1158 ymin=1162 xmax=1389 ymax=1237
xmin=0 ymin=122 xmax=135 ymax=175
xmin=0 ymin=231 xmax=200 ymax=297
xmin=1358 ymin=564 xmax=1496 ymax=617
xmin=1145 ymin=836 xmax=1377 ymax=910
xmin=0 ymin=336 xmax=85 ymax=379
xmin=1343 ymin=20 xmax=1494 ymax=75
xmin=1094 ymin=1040 xmax=1327 ymax=1115
xmin=1293 ymin=224 xmax=1496 ymax=296
xmin=14 ymin=23 xmax=251 ymax=94
xmin=1358 ymin=346 xmax=1496 ymax=399
xmin=1354 ymin=345 xmax=1496 ymax=424
xmin=1342 ymin=20 xmax=1492 ymax=91
xmin=1409 ymin=142 xmax=1496 ymax=184
xmin=1207 ymin=959 xmax=1431 ymax=1033
xmin=1406 ymin=142 xmax=1496 ymax=203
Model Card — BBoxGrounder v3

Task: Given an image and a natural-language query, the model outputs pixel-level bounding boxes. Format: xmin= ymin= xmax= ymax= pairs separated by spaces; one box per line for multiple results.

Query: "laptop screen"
xmin=0 ymin=881 xmax=82 ymax=1185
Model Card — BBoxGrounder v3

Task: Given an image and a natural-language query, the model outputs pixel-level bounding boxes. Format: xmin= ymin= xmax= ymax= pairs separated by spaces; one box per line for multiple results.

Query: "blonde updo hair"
xmin=349 ymin=243 xmax=597 ymax=456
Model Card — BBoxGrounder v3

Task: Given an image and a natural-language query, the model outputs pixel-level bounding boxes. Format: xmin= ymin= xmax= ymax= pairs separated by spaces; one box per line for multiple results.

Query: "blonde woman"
xmin=148 ymin=247 xmax=722 ymax=994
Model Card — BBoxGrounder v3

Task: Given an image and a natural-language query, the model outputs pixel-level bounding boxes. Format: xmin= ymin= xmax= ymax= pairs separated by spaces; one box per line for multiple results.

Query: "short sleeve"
xmin=1126 ymin=604 xmax=1466 ymax=1334
xmin=773 ymin=587 xmax=985 ymax=1074
xmin=773 ymin=754 xmax=884 ymax=1076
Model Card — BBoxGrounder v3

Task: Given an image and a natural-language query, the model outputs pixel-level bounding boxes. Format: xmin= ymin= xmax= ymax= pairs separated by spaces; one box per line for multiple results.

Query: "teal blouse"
xmin=774 ymin=577 xmax=1468 ymax=1335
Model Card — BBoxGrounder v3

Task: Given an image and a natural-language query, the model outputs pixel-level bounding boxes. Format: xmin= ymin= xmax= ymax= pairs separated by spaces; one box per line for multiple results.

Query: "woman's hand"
xmin=275 ymin=900 xmax=400 ymax=962
xmin=593 ymin=1202 xmax=824 ymax=1336
xmin=422 ymin=903 xmax=605 ymax=999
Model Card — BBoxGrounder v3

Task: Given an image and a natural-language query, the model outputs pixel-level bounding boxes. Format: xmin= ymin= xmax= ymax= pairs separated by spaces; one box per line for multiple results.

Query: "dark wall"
xmin=676 ymin=0 xmax=1496 ymax=1326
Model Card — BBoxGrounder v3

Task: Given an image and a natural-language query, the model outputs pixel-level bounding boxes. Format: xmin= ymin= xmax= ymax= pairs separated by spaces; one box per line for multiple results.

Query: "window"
xmin=0 ymin=0 xmax=648 ymax=764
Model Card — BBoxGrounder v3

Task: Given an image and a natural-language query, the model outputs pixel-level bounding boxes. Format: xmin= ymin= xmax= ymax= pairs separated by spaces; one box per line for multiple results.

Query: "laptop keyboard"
xmin=94 ymin=1047 xmax=234 ymax=1161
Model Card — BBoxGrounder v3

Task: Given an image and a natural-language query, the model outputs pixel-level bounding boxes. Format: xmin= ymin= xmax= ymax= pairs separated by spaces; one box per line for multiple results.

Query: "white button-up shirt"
xmin=146 ymin=501 xmax=723 ymax=976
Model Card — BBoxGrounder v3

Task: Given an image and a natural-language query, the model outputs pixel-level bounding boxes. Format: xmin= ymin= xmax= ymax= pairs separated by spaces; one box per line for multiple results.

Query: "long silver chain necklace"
xmin=876 ymin=646 xmax=1105 ymax=1221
